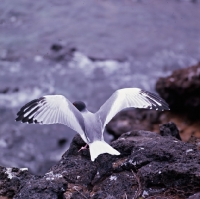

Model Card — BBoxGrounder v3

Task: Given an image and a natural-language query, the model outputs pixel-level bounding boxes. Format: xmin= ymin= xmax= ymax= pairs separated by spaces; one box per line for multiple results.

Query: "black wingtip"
xmin=140 ymin=90 xmax=170 ymax=111
xmin=15 ymin=115 xmax=39 ymax=124
xmin=15 ymin=97 xmax=44 ymax=124
xmin=15 ymin=114 xmax=24 ymax=122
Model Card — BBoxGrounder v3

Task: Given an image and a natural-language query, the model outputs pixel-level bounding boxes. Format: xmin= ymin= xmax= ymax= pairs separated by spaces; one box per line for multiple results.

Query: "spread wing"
xmin=16 ymin=95 xmax=86 ymax=141
xmin=96 ymin=88 xmax=169 ymax=131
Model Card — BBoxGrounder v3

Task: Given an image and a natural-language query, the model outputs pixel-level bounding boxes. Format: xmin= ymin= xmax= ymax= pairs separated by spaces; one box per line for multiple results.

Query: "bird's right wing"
xmin=16 ymin=95 xmax=86 ymax=141
xmin=96 ymin=88 xmax=169 ymax=132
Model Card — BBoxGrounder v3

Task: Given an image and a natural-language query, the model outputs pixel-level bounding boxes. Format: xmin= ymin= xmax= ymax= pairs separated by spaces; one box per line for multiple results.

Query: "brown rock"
xmin=151 ymin=63 xmax=200 ymax=143
xmin=156 ymin=62 xmax=200 ymax=119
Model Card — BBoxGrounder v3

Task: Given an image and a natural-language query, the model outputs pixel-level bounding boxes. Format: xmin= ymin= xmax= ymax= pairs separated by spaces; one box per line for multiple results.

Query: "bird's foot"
xmin=78 ymin=144 xmax=88 ymax=152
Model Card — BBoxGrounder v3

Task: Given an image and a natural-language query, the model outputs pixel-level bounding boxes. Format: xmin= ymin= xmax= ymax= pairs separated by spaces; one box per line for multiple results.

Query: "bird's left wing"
xmin=96 ymin=88 xmax=169 ymax=131
xmin=16 ymin=95 xmax=86 ymax=139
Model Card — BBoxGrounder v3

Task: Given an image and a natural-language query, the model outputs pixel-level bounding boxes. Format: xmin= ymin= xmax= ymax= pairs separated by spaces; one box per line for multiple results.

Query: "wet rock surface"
xmin=1 ymin=125 xmax=200 ymax=199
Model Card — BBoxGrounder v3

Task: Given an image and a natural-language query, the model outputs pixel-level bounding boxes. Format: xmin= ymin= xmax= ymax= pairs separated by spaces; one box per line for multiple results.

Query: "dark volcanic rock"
xmin=0 ymin=167 xmax=30 ymax=198
xmin=14 ymin=175 xmax=67 ymax=199
xmin=159 ymin=122 xmax=181 ymax=140
xmin=156 ymin=62 xmax=200 ymax=119
xmin=155 ymin=63 xmax=200 ymax=142
xmin=1 ymin=129 xmax=200 ymax=198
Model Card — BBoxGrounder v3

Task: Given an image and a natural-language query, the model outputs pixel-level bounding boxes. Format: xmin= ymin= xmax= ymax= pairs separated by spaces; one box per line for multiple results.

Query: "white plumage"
xmin=16 ymin=88 xmax=169 ymax=161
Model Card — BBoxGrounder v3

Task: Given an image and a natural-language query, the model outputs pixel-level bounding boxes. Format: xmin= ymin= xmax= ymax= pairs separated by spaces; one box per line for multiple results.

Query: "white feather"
xmin=96 ymin=88 xmax=169 ymax=131
xmin=89 ymin=141 xmax=120 ymax=161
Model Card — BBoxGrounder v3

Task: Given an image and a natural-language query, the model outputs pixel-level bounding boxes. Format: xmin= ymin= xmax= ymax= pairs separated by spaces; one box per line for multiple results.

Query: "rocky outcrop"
xmin=156 ymin=62 xmax=200 ymax=119
xmin=1 ymin=124 xmax=200 ymax=199
xmin=155 ymin=63 xmax=200 ymax=142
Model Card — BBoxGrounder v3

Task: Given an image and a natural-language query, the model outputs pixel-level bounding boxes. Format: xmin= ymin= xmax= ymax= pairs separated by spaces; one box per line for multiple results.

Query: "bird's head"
xmin=73 ymin=101 xmax=86 ymax=112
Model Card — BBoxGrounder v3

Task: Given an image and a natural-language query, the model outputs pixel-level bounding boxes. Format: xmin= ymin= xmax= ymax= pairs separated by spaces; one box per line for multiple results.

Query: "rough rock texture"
xmin=1 ymin=124 xmax=200 ymax=199
xmin=159 ymin=122 xmax=181 ymax=140
xmin=159 ymin=112 xmax=200 ymax=143
xmin=155 ymin=63 xmax=200 ymax=142
xmin=0 ymin=167 xmax=29 ymax=199
xmin=156 ymin=62 xmax=200 ymax=119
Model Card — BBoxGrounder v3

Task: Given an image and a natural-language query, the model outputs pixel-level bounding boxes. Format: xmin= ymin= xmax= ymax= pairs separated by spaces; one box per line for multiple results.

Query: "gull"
xmin=16 ymin=88 xmax=169 ymax=161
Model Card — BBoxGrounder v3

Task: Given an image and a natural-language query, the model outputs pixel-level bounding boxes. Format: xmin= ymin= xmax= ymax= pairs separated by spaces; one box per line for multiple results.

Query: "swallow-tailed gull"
xmin=16 ymin=88 xmax=169 ymax=161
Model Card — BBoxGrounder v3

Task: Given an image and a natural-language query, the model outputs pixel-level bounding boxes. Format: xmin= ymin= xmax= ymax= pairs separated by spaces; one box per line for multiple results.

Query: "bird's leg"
xmin=78 ymin=144 xmax=88 ymax=152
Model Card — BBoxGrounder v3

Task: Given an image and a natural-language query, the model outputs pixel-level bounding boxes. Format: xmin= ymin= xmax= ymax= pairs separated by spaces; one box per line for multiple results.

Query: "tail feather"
xmin=89 ymin=141 xmax=120 ymax=161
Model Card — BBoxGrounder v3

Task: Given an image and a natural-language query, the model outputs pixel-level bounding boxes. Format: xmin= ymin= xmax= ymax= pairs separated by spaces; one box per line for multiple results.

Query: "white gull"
xmin=16 ymin=88 xmax=169 ymax=161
